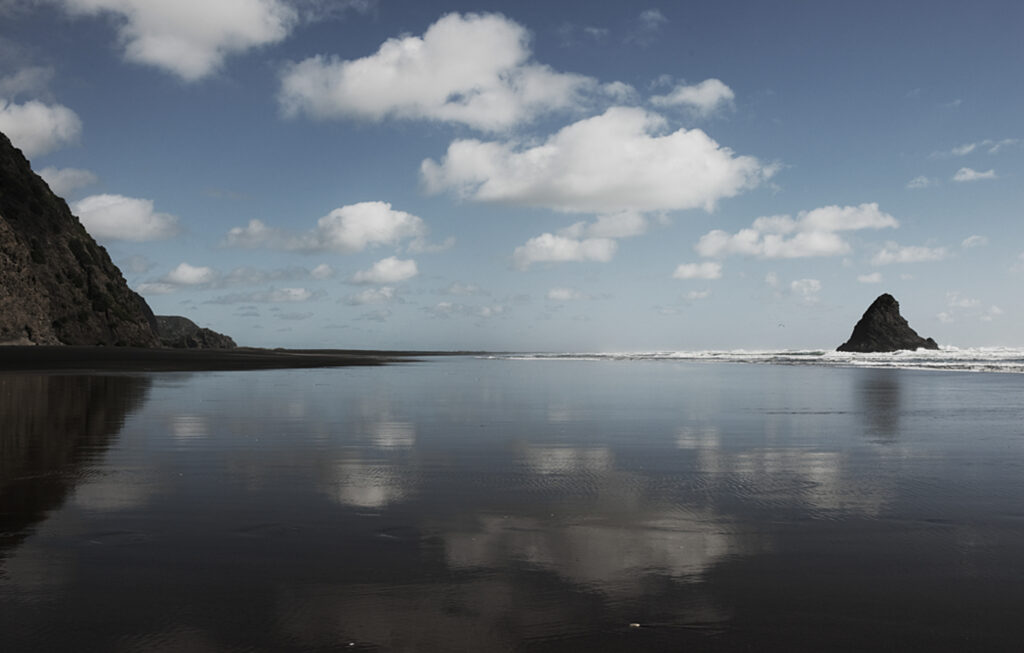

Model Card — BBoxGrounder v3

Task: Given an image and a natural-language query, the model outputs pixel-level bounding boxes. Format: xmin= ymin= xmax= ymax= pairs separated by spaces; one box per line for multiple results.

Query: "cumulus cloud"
xmin=165 ymin=262 xmax=216 ymax=285
xmin=512 ymin=233 xmax=617 ymax=269
xmin=650 ymin=78 xmax=734 ymax=116
xmin=790 ymin=278 xmax=821 ymax=302
xmin=351 ymin=256 xmax=418 ymax=284
xmin=857 ymin=272 xmax=883 ymax=284
xmin=58 ymin=0 xmax=298 ymax=81
xmin=279 ymin=12 xmax=603 ymax=131
xmin=225 ymin=201 xmax=426 ymax=253
xmin=0 ymin=99 xmax=82 ymax=157
xmin=952 ymin=167 xmax=996 ymax=182
xmin=906 ymin=175 xmax=934 ymax=189
xmin=72 ymin=194 xmax=180 ymax=241
xmin=423 ymin=106 xmax=771 ymax=213
xmin=38 ymin=166 xmax=98 ymax=196
xmin=696 ymin=203 xmax=898 ymax=259
xmin=871 ymin=242 xmax=947 ymax=265
xmin=961 ymin=235 xmax=988 ymax=248
xmin=686 ymin=289 xmax=711 ymax=301
xmin=672 ymin=261 xmax=722 ymax=280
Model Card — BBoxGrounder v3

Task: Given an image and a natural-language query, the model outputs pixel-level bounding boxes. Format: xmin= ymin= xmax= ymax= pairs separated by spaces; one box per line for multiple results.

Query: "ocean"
xmin=2 ymin=353 xmax=1024 ymax=650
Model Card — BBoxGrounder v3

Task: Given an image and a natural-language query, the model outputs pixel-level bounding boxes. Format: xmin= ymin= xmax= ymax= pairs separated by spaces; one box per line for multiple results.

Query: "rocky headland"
xmin=155 ymin=315 xmax=236 ymax=350
xmin=0 ymin=130 xmax=159 ymax=346
xmin=837 ymin=293 xmax=939 ymax=352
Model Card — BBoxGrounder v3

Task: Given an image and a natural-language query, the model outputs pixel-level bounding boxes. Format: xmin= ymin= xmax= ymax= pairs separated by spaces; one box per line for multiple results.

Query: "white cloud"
xmin=560 ymin=211 xmax=648 ymax=239
xmin=961 ymin=235 xmax=988 ymax=248
xmin=279 ymin=12 xmax=599 ymax=131
xmin=0 ymin=66 xmax=54 ymax=98
xmin=987 ymin=138 xmax=1020 ymax=154
xmin=310 ymin=263 xmax=334 ymax=279
xmin=0 ymin=99 xmax=82 ymax=157
xmin=952 ymin=167 xmax=996 ymax=182
xmin=423 ymin=106 xmax=771 ymax=213
xmin=225 ymin=201 xmax=426 ymax=253
xmin=672 ymin=261 xmax=722 ymax=280
xmin=857 ymin=272 xmax=883 ymax=284
xmin=547 ymin=287 xmax=584 ymax=301
xmin=650 ymin=78 xmax=735 ymax=116
xmin=625 ymin=8 xmax=667 ymax=45
xmin=946 ymin=291 xmax=980 ymax=308
xmin=166 ymin=262 xmax=216 ymax=285
xmin=351 ymin=256 xmax=418 ymax=284
xmin=513 ymin=233 xmax=617 ymax=269
xmin=345 ymin=286 xmax=397 ymax=305
xmin=764 ymin=272 xmax=779 ymax=288
xmin=871 ymin=242 xmax=947 ymax=265
xmin=697 ymin=203 xmax=898 ymax=259
xmin=937 ymin=311 xmax=953 ymax=324
xmin=305 ymin=200 xmax=424 ymax=251
xmin=906 ymin=175 xmax=934 ymax=189
xmin=72 ymin=194 xmax=180 ymax=241
xmin=686 ymin=289 xmax=711 ymax=300
xmin=38 ymin=166 xmax=98 ymax=196
xmin=935 ymin=138 xmax=1020 ymax=157
xmin=59 ymin=0 xmax=297 ymax=81
xmin=790 ymin=278 xmax=821 ymax=302
xmin=950 ymin=142 xmax=979 ymax=156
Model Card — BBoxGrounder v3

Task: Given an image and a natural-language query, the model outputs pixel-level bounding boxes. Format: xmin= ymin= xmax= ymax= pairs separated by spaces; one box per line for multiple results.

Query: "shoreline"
xmin=0 ymin=346 xmax=469 ymax=372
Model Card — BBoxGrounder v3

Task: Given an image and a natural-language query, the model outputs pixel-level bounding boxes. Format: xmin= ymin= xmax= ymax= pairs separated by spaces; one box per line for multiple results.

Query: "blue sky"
xmin=1 ymin=0 xmax=1021 ymax=350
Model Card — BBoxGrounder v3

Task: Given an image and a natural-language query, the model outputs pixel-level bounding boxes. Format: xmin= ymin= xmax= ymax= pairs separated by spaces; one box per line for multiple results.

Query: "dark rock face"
xmin=156 ymin=315 xmax=236 ymax=349
xmin=837 ymin=294 xmax=939 ymax=352
xmin=0 ymin=130 xmax=160 ymax=346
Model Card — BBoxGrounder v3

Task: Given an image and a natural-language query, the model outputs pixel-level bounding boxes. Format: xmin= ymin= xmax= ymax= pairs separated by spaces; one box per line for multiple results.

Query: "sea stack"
xmin=837 ymin=293 xmax=938 ymax=353
xmin=0 ymin=129 xmax=160 ymax=346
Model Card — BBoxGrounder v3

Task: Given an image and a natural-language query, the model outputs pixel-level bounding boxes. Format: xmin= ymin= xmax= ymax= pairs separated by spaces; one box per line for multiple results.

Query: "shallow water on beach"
xmin=3 ymin=358 xmax=1024 ymax=651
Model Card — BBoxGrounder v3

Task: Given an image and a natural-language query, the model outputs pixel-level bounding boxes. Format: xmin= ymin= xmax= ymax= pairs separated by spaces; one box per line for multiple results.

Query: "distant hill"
xmin=155 ymin=315 xmax=236 ymax=350
xmin=0 ymin=130 xmax=161 ymax=346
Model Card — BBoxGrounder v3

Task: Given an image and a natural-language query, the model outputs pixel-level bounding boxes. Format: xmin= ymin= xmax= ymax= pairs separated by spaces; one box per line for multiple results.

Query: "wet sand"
xmin=0 ymin=346 xmax=436 ymax=372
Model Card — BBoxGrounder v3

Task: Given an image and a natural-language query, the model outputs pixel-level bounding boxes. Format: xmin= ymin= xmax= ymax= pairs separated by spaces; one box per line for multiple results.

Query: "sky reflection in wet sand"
xmin=2 ymin=359 xmax=1024 ymax=651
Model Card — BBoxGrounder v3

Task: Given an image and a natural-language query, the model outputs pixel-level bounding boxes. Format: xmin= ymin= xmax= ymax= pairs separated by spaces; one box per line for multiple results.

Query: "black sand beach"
xmin=0 ymin=346 xmax=424 ymax=372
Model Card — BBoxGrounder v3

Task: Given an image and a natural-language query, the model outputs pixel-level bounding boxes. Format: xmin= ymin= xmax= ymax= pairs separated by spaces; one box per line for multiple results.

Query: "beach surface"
xmin=0 ymin=346 xmax=445 ymax=371
xmin=4 ymin=357 xmax=1024 ymax=651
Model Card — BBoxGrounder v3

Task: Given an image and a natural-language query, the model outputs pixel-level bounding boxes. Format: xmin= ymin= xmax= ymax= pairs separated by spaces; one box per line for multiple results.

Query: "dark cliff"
xmin=837 ymin=293 xmax=939 ymax=353
xmin=156 ymin=315 xmax=236 ymax=349
xmin=0 ymin=130 xmax=160 ymax=346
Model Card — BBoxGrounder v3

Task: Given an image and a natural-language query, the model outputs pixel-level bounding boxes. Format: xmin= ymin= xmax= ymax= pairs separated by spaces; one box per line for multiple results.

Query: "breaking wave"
xmin=486 ymin=347 xmax=1024 ymax=374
